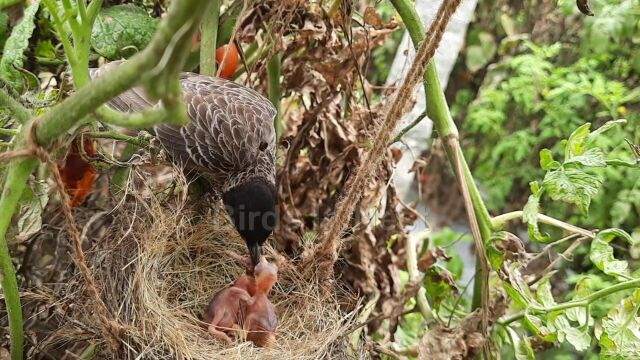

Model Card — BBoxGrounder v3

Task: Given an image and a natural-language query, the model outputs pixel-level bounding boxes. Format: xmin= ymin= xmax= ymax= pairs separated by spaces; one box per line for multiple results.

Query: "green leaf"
xmin=466 ymin=32 xmax=497 ymax=73
xmin=524 ymin=312 xmax=556 ymax=342
xmin=91 ymin=4 xmax=159 ymax=60
xmin=590 ymin=228 xmax=634 ymax=279
xmin=35 ymin=39 xmax=56 ymax=59
xmin=423 ymin=267 xmax=458 ymax=310
xmin=16 ymin=180 xmax=49 ymax=240
xmin=505 ymin=263 xmax=536 ymax=308
xmin=515 ymin=335 xmax=535 ymax=360
xmin=586 ymin=119 xmax=626 ymax=147
xmin=564 ymin=123 xmax=591 ymax=160
xmin=506 ymin=326 xmax=535 ymax=360
xmin=487 ymin=242 xmax=504 ymax=271
xmin=540 ymin=149 xmax=561 ymax=171
xmin=599 ymin=290 xmax=640 ymax=358
xmin=565 ymin=147 xmax=607 ymax=167
xmin=0 ymin=0 xmax=40 ymax=92
xmin=522 ymin=183 xmax=549 ymax=242
xmin=535 ymin=276 xmax=557 ymax=307
xmin=542 ymin=167 xmax=602 ymax=215
xmin=566 ymin=277 xmax=592 ymax=327
xmin=549 ymin=312 xmax=591 ymax=351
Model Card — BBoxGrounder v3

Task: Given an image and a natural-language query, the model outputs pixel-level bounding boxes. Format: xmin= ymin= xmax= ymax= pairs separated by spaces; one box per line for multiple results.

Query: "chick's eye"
xmin=259 ymin=142 xmax=268 ymax=151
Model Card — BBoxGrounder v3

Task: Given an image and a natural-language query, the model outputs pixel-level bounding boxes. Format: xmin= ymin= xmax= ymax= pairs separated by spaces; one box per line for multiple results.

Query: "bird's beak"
xmin=249 ymin=243 xmax=261 ymax=268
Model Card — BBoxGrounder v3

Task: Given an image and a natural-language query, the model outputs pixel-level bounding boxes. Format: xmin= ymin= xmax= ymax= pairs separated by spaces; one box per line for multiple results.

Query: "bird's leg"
xmin=208 ymin=324 xmax=233 ymax=343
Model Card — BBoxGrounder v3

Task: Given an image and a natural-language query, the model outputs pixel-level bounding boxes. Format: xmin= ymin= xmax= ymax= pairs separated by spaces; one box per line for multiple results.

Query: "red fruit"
xmin=215 ymin=44 xmax=239 ymax=79
xmin=58 ymin=137 xmax=97 ymax=208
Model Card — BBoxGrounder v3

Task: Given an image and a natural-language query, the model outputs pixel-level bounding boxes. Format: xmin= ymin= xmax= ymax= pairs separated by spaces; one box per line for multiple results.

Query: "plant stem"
xmin=0 ymin=133 xmax=37 ymax=360
xmin=500 ymin=277 xmax=640 ymax=325
xmin=200 ymin=0 xmax=220 ymax=76
xmin=88 ymin=130 xmax=150 ymax=148
xmin=267 ymin=53 xmax=283 ymax=139
xmin=0 ymin=128 xmax=19 ymax=136
xmin=389 ymin=111 xmax=427 ymax=145
xmin=0 ymin=88 xmax=31 ymax=124
xmin=491 ymin=211 xmax=595 ymax=238
xmin=406 ymin=231 xmax=436 ymax=324
xmin=389 ymin=0 xmax=492 ymax=312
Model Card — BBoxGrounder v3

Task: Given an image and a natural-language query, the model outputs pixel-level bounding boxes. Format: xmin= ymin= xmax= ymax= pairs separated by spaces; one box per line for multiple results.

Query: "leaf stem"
xmin=388 ymin=111 xmax=427 ymax=145
xmin=491 ymin=211 xmax=595 ymax=238
xmin=500 ymin=277 xmax=640 ymax=325
xmin=88 ymin=130 xmax=150 ymax=148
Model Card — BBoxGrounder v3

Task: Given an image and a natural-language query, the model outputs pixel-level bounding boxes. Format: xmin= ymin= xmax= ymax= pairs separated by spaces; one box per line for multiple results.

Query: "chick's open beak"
xmin=249 ymin=243 xmax=261 ymax=268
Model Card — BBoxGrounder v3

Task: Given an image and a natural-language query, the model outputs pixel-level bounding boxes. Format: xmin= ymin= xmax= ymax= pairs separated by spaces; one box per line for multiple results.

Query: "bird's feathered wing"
xmin=90 ymin=65 xmax=277 ymax=191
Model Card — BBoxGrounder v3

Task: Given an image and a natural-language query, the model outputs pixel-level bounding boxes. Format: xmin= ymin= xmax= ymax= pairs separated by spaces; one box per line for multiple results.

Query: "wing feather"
xmin=90 ymin=66 xmax=277 ymax=190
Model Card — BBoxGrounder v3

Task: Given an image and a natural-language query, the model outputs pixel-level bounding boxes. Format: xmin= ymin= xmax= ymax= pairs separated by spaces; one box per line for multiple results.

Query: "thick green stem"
xmin=0 ymin=153 xmax=36 ymax=360
xmin=0 ymin=89 xmax=30 ymax=124
xmin=389 ymin=0 xmax=492 ymax=311
xmin=500 ymin=278 xmax=640 ymax=325
xmin=0 ymin=89 xmax=32 ymax=360
xmin=200 ymin=0 xmax=220 ymax=76
xmin=268 ymin=53 xmax=283 ymax=139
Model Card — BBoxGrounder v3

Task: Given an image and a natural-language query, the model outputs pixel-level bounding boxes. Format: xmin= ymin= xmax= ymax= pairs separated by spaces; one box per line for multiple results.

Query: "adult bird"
xmin=90 ymin=62 xmax=277 ymax=267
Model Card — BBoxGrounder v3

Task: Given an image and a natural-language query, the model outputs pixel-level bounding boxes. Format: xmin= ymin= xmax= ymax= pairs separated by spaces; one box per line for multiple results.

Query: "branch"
xmin=499 ymin=277 xmax=640 ymax=326
xmin=0 ymin=87 xmax=31 ymax=124
xmin=388 ymin=111 xmax=427 ymax=145
xmin=491 ymin=211 xmax=595 ymax=238
xmin=88 ymin=130 xmax=150 ymax=148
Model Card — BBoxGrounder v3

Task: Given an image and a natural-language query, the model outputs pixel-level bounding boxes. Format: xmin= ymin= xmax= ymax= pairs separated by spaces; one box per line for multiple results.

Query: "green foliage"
xmin=16 ymin=179 xmax=49 ymax=240
xmin=590 ymin=228 xmax=635 ymax=280
xmin=91 ymin=4 xmax=158 ymax=60
xmin=0 ymin=1 xmax=40 ymax=92
xmin=461 ymin=16 xmax=640 ymax=232
xmin=598 ymin=290 xmax=640 ymax=358
xmin=522 ymin=121 xmax=633 ymax=242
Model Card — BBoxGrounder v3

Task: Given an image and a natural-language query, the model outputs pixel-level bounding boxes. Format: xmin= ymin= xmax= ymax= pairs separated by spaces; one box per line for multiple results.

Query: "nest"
xmin=39 ymin=181 xmax=356 ymax=359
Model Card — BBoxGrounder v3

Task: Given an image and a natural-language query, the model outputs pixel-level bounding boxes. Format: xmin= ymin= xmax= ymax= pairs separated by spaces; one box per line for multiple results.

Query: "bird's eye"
xmin=259 ymin=142 xmax=268 ymax=151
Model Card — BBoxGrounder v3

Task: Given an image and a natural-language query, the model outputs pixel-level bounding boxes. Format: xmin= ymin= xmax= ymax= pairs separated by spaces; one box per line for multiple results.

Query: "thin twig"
xmin=528 ymin=236 xmax=588 ymax=285
xmin=388 ymin=111 xmax=427 ymax=145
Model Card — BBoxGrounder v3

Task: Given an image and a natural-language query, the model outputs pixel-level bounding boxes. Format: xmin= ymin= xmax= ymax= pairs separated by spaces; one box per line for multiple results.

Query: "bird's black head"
xmin=222 ymin=178 xmax=277 ymax=268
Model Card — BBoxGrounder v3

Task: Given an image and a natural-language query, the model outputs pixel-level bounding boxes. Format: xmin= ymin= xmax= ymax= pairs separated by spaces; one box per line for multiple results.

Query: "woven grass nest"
xmin=47 ymin=176 xmax=356 ymax=359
